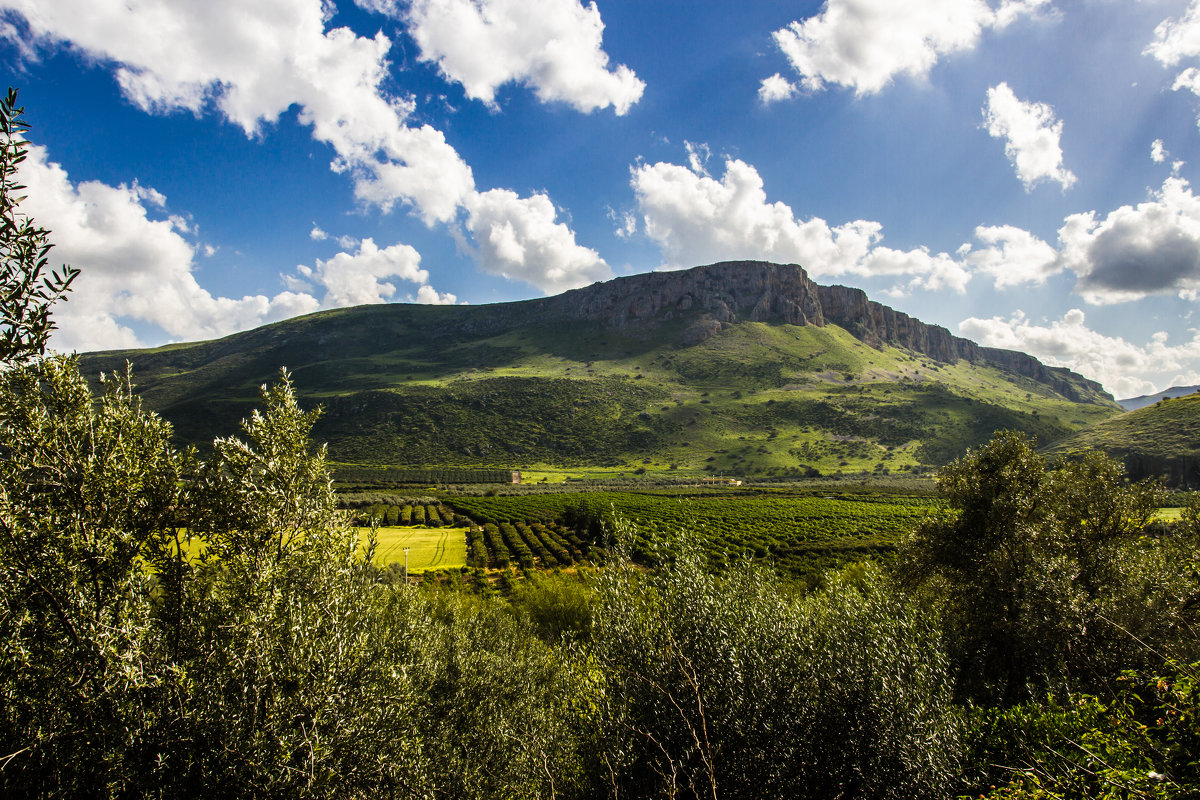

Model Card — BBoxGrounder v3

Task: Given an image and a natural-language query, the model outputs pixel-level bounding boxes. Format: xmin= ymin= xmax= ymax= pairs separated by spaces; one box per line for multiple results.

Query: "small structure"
xmin=704 ymin=476 xmax=742 ymax=486
xmin=511 ymin=470 xmax=522 ymax=484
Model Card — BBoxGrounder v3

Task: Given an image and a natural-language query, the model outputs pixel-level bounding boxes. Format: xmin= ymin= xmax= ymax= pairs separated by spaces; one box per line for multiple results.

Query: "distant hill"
xmin=78 ymin=261 xmax=1121 ymax=478
xmin=1118 ymin=385 xmax=1200 ymax=411
xmin=1044 ymin=393 xmax=1200 ymax=488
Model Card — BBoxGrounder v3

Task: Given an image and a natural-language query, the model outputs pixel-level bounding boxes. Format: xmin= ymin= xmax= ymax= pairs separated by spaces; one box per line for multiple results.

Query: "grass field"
xmin=358 ymin=526 xmax=468 ymax=573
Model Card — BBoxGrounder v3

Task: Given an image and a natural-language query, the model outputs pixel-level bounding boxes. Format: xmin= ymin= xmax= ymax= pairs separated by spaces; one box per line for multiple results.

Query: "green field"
xmin=445 ymin=490 xmax=940 ymax=578
xmin=358 ymin=526 xmax=468 ymax=573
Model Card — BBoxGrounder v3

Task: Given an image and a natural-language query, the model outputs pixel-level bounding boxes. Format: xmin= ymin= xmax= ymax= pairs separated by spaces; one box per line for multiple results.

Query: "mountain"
xmin=77 ymin=261 xmax=1121 ymax=478
xmin=1118 ymin=385 xmax=1200 ymax=411
xmin=1044 ymin=392 xmax=1200 ymax=488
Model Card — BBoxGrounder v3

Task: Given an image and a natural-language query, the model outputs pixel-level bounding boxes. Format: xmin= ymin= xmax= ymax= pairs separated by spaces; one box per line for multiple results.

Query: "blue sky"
xmin=3 ymin=0 xmax=1200 ymax=399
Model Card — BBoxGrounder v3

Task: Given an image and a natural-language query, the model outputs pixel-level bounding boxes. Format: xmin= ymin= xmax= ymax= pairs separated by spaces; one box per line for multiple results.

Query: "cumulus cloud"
xmin=289 ymin=237 xmax=431 ymax=306
xmin=464 ymin=189 xmax=612 ymax=294
xmin=1147 ymin=1 xmax=1200 ymax=126
xmin=958 ymin=224 xmax=1061 ymax=286
xmin=415 ymin=284 xmax=459 ymax=304
xmin=1 ymin=0 xmax=476 ymax=224
xmin=1152 ymin=138 xmax=1168 ymax=163
xmin=19 ymin=145 xmax=317 ymax=352
xmin=983 ymin=83 xmax=1076 ymax=191
xmin=630 ymin=155 xmax=969 ymax=292
xmin=1147 ymin=0 xmax=1200 ymax=68
xmin=767 ymin=0 xmax=1048 ymax=96
xmin=3 ymin=0 xmax=611 ymax=301
xmin=20 ymin=144 xmax=461 ymax=350
xmin=758 ymin=73 xmax=798 ymax=104
xmin=960 ymin=308 xmax=1200 ymax=398
xmin=1059 ymin=177 xmax=1200 ymax=303
xmin=402 ymin=0 xmax=644 ymax=114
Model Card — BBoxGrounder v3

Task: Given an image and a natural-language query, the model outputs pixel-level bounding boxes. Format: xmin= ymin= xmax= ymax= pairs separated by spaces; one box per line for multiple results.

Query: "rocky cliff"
xmin=536 ymin=261 xmax=1111 ymax=404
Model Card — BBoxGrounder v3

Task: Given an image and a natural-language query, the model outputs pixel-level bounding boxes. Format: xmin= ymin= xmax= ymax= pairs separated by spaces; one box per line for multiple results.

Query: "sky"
xmin=2 ymin=0 xmax=1200 ymax=400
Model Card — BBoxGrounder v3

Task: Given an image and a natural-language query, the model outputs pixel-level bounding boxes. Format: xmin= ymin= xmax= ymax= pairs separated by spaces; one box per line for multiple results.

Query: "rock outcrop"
xmin=533 ymin=261 xmax=1111 ymax=404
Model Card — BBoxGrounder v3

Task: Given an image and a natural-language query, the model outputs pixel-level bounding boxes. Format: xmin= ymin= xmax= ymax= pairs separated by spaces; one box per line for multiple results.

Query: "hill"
xmin=77 ymin=261 xmax=1120 ymax=479
xmin=1117 ymin=385 xmax=1200 ymax=411
xmin=1043 ymin=392 xmax=1200 ymax=488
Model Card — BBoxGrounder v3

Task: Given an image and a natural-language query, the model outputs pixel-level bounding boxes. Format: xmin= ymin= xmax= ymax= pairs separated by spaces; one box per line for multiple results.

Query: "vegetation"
xmin=4 ymin=89 xmax=1200 ymax=798
xmin=77 ymin=282 xmax=1120 ymax=478
xmin=448 ymin=489 xmax=934 ymax=578
xmin=333 ymin=465 xmax=514 ymax=487
xmin=0 ymin=88 xmax=78 ymax=364
xmin=1044 ymin=391 xmax=1200 ymax=487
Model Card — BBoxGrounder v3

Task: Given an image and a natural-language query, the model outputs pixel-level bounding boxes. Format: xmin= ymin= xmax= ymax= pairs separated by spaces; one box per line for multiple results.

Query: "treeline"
xmin=465 ymin=521 xmax=590 ymax=569
xmin=334 ymin=465 xmax=513 ymax=486
xmin=346 ymin=501 xmax=463 ymax=527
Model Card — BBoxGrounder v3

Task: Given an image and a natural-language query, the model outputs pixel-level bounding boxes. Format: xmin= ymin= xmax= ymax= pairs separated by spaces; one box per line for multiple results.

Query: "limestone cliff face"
xmin=533 ymin=260 xmax=1111 ymax=404
xmin=536 ymin=260 xmax=825 ymax=332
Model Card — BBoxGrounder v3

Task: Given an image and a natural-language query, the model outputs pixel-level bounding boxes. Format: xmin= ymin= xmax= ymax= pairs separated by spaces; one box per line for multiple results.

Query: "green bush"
xmin=590 ymin=523 xmax=963 ymax=799
xmin=900 ymin=432 xmax=1197 ymax=704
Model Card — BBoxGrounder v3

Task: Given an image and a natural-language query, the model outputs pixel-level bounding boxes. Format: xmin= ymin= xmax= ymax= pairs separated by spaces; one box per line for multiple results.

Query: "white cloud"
xmin=4 ymin=0 xmax=610 ymax=301
xmin=960 ymin=308 xmax=1200 ymax=398
xmin=1152 ymin=138 xmax=1168 ymax=163
xmin=684 ymin=141 xmax=711 ymax=176
xmin=1147 ymin=1 xmax=1200 ymax=126
xmin=1059 ymin=177 xmax=1200 ymax=303
xmin=758 ymin=73 xmax=798 ymax=105
xmin=959 ymin=224 xmax=1061 ymax=286
xmin=2 ymin=0 xmax=475 ymax=224
xmin=1147 ymin=0 xmax=1200 ymax=68
xmin=464 ymin=189 xmax=612 ymax=294
xmin=290 ymin=237 xmax=429 ymax=306
xmin=403 ymin=0 xmax=644 ymax=114
xmin=628 ymin=152 xmax=1200 ymax=308
xmin=983 ymin=82 xmax=1076 ymax=191
xmin=310 ymin=224 xmax=329 ymax=240
xmin=768 ymin=0 xmax=1048 ymax=96
xmin=19 ymin=145 xmax=317 ymax=352
xmin=415 ymin=284 xmax=459 ymax=304
xmin=630 ymin=155 xmax=969 ymax=291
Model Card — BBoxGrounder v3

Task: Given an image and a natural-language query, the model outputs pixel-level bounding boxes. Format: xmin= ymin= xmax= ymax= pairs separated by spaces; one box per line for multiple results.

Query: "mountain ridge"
xmin=524 ymin=261 xmax=1108 ymax=403
xmin=1118 ymin=385 xmax=1200 ymax=411
xmin=77 ymin=260 xmax=1120 ymax=476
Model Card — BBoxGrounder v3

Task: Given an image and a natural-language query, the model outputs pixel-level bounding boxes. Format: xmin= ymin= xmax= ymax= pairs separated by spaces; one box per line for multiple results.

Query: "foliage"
xmin=589 ymin=523 xmax=964 ymax=799
xmin=0 ymin=88 xmax=78 ymax=363
xmin=967 ymin=663 xmax=1200 ymax=798
xmin=78 ymin=295 xmax=1118 ymax=477
xmin=1044 ymin=393 xmax=1200 ymax=488
xmin=902 ymin=431 xmax=1196 ymax=704
xmin=0 ymin=356 xmax=183 ymax=793
xmin=0 ymin=360 xmax=595 ymax=797
xmin=333 ymin=465 xmax=514 ymax=487
xmin=449 ymin=489 xmax=935 ymax=578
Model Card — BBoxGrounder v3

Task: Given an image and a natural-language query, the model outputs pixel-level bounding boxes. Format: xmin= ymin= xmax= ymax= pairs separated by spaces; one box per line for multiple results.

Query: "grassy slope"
xmin=80 ymin=304 xmax=1120 ymax=477
xmin=1043 ymin=392 xmax=1200 ymax=485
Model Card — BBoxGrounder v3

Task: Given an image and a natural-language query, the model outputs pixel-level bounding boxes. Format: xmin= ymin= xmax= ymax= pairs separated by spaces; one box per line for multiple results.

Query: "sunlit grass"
xmin=357 ymin=526 xmax=468 ymax=573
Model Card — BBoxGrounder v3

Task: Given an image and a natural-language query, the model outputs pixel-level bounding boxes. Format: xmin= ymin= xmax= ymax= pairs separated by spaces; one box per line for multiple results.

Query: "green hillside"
xmin=78 ymin=266 xmax=1121 ymax=479
xmin=1043 ymin=391 xmax=1200 ymax=487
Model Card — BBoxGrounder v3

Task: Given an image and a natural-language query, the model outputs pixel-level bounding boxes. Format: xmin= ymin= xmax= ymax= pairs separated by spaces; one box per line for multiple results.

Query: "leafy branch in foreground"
xmin=0 ymin=88 xmax=78 ymax=362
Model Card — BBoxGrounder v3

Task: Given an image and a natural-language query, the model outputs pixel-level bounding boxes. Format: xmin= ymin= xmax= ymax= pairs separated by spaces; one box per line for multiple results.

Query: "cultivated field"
xmin=358 ymin=526 xmax=468 ymax=573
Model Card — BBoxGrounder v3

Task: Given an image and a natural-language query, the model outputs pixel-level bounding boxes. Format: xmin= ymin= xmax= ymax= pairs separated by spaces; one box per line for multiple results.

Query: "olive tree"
xmin=0 ymin=88 xmax=77 ymax=363
xmin=901 ymin=431 xmax=1194 ymax=704
xmin=591 ymin=524 xmax=963 ymax=799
